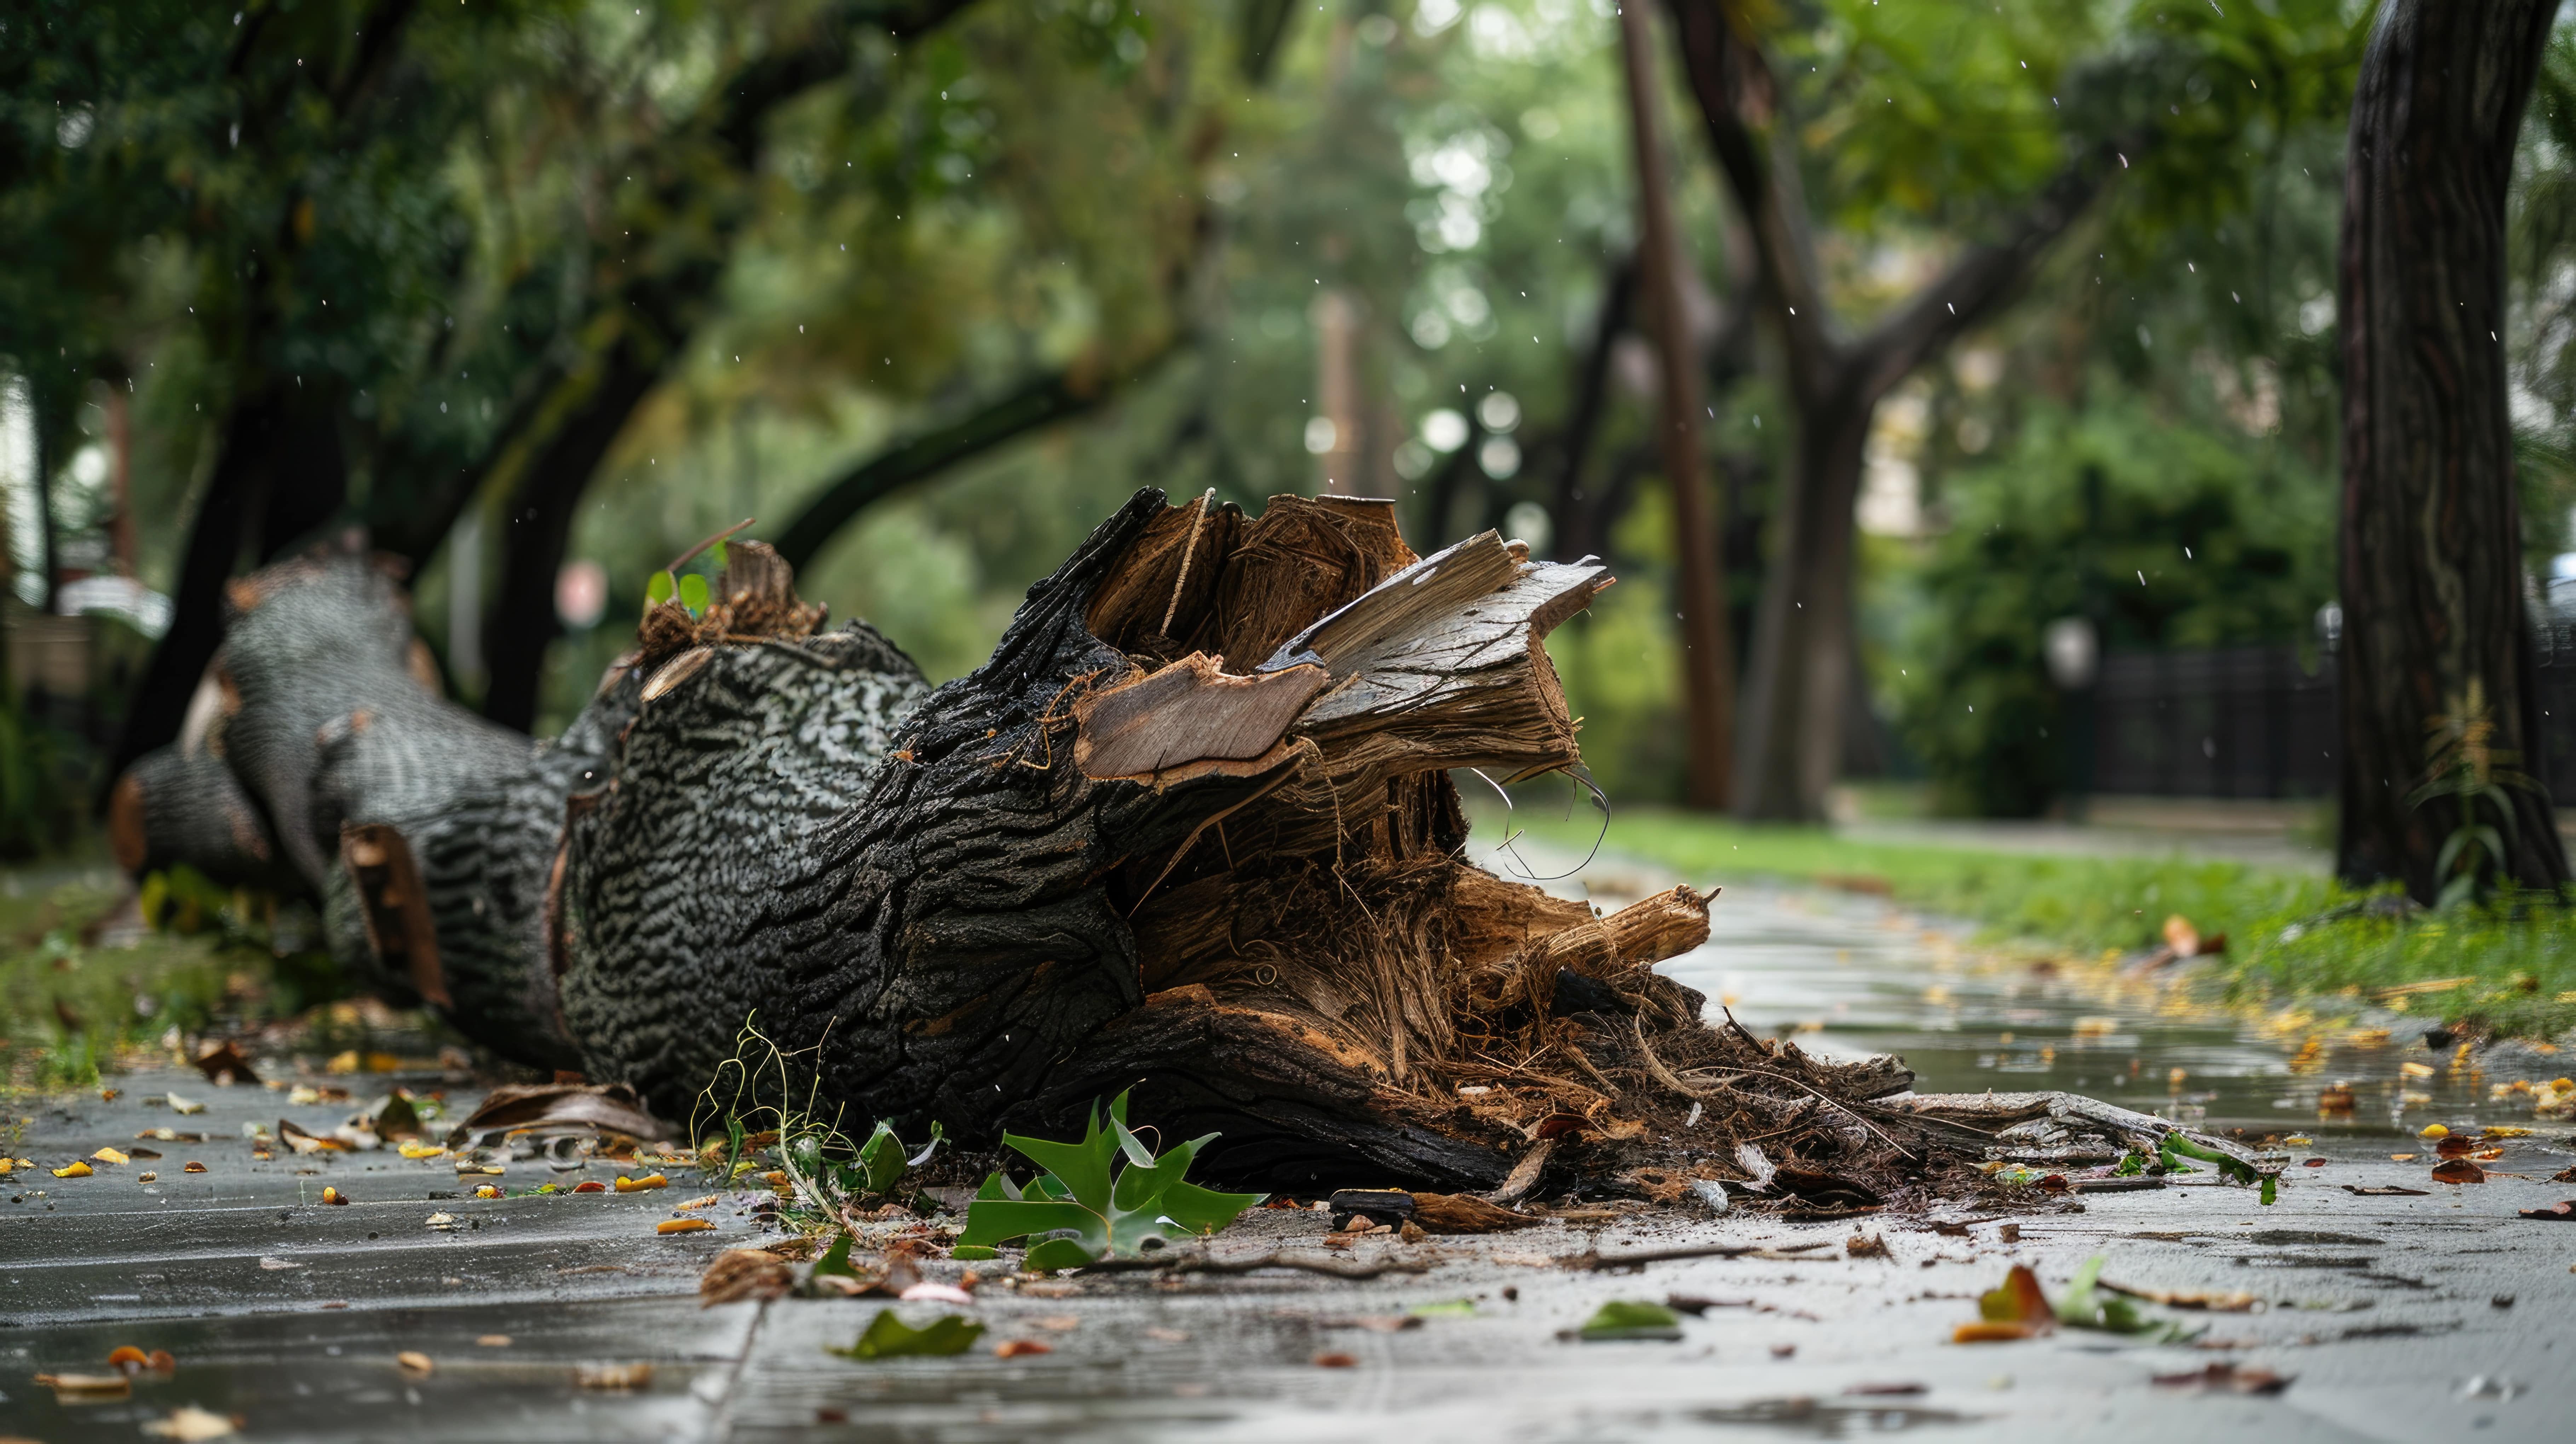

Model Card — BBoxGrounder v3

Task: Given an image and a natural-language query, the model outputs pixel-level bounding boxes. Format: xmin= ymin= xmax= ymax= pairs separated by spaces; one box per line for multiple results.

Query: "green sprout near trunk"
xmin=954 ymin=1090 xmax=1264 ymax=1270
xmin=2407 ymin=680 xmax=2533 ymax=910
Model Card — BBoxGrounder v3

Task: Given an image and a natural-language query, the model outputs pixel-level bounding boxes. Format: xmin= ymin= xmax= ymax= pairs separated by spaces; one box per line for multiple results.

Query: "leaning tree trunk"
xmin=113 ymin=490 xmax=2273 ymax=1197
xmin=2336 ymin=0 xmax=2566 ymax=901
xmin=1731 ymin=385 xmax=1869 ymax=822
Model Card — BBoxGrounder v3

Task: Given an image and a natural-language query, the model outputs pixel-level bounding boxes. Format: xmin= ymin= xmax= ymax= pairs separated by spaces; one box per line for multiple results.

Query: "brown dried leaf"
xmin=698 ymin=1249 xmax=794 ymax=1306
xmin=2153 ymin=1363 xmax=2292 ymax=1395
xmin=2431 ymin=1158 xmax=2486 ymax=1185
xmin=1408 ymin=1191 xmax=1544 ymax=1234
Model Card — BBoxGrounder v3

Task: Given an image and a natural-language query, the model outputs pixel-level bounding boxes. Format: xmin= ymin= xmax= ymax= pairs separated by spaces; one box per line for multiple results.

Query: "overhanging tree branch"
xmin=1847 ymin=141 xmax=2131 ymax=402
xmin=774 ymin=354 xmax=1172 ymax=573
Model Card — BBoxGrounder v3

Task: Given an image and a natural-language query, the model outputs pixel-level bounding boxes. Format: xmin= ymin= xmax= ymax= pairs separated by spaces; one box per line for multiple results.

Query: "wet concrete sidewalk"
xmin=6 ymin=874 xmax=2575 ymax=1442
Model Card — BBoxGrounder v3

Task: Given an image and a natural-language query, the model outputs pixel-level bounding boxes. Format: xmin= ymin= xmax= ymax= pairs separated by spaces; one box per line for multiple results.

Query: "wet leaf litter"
xmin=17 ymin=900 xmax=2576 ymax=1439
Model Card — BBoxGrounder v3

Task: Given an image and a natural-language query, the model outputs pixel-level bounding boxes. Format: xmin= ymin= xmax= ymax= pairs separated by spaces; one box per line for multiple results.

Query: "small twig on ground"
xmin=667 ymin=517 xmax=758 ymax=574
xmin=1560 ymin=1239 xmax=1835 ymax=1272
xmin=1075 ymin=1249 xmax=1438 ymax=1281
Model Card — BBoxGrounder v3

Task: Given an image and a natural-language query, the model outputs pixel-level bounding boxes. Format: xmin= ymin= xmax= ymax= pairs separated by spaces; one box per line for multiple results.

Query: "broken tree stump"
xmin=113 ymin=488 xmax=2271 ymax=1202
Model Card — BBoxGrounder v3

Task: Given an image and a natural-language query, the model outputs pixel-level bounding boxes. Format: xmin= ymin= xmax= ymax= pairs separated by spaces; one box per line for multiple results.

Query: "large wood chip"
xmin=1408 ymin=1191 xmax=1545 ymax=1233
xmin=1073 ymin=653 xmax=1328 ymax=781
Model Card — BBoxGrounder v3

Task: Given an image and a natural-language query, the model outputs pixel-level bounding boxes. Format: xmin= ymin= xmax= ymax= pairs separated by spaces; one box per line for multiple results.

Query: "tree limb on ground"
xmin=112 ymin=492 xmax=2265 ymax=1202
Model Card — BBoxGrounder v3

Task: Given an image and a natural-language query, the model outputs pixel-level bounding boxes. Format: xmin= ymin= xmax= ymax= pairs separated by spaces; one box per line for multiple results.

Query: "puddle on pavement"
xmin=1551 ymin=869 xmax=2576 ymax=1157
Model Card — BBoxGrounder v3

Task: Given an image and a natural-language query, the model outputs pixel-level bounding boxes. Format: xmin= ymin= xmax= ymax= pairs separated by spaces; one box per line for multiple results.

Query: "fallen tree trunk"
xmin=112 ymin=490 xmax=2264 ymax=1199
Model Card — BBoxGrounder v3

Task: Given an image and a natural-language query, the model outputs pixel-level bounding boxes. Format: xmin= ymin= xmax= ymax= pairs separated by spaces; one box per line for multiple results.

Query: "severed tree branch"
xmin=1846 ymin=139 xmax=2135 ymax=403
xmin=773 ymin=354 xmax=1174 ymax=573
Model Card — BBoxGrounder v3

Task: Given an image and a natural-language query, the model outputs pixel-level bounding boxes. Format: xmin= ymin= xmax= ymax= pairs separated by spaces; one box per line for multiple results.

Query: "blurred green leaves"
xmin=1887 ymin=397 xmax=2332 ymax=816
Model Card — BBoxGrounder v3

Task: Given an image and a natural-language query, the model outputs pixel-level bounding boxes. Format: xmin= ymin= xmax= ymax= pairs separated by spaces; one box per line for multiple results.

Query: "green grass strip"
xmin=1506 ymin=807 xmax=2576 ymax=1041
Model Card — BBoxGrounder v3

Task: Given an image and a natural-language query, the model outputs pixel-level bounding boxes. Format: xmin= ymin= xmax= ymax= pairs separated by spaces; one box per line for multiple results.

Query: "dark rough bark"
xmin=2335 ymin=0 xmax=2566 ymax=900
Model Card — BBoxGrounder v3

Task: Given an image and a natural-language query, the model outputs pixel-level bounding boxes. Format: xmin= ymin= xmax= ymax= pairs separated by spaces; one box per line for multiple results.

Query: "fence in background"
xmin=2091 ymin=638 xmax=2576 ymax=807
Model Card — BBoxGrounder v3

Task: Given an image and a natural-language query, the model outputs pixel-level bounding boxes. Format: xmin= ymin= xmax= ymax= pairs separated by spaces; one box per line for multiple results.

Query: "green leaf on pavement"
xmin=1577 ymin=1300 xmax=1683 ymax=1341
xmin=830 ymin=1310 xmax=984 ymax=1359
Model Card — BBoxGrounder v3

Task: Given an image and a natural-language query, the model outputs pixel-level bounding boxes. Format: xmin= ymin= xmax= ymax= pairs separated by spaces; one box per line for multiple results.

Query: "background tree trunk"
xmin=2336 ymin=0 xmax=2565 ymax=901
xmin=1664 ymin=0 xmax=2129 ymax=821
xmin=1733 ymin=389 xmax=1867 ymax=820
xmin=1619 ymin=2 xmax=1735 ymax=810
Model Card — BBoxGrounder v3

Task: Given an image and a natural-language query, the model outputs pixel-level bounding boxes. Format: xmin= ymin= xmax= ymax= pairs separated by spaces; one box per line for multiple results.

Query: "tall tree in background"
xmin=1618 ymin=1 xmax=1732 ymax=809
xmin=2335 ymin=0 xmax=2566 ymax=902
xmin=1664 ymin=0 xmax=2132 ymax=821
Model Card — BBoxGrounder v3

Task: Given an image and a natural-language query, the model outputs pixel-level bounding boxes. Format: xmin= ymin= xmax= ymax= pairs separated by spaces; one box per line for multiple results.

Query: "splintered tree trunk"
xmin=114 ymin=489 xmax=2294 ymax=1199
xmin=2337 ymin=0 xmax=2566 ymax=900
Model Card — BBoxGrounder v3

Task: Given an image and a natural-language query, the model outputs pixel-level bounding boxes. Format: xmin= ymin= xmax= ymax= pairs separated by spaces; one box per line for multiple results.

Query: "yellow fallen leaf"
xmin=397 ymin=1351 xmax=434 ymax=1376
xmin=473 ymin=1185 xmax=502 ymax=1199
xmin=36 ymin=1371 xmax=132 ymax=1399
xmin=53 ymin=1161 xmax=93 ymax=1178
xmin=476 ymin=1334 xmax=512 ymax=1347
xmin=365 ymin=1052 xmax=402 ymax=1072
xmin=327 ymin=1050 xmax=361 ymax=1074
xmin=166 ymin=1093 xmax=206 ymax=1115
xmin=615 ymin=1173 xmax=669 ymax=1193
xmin=2485 ymin=1125 xmax=2534 ymax=1138
xmin=92 ymin=1146 xmax=129 ymax=1165
xmin=2419 ymin=1123 xmax=2449 ymax=1139
xmin=397 ymin=1142 xmax=447 ymax=1160
xmin=575 ymin=1362 xmax=653 ymax=1389
xmin=676 ymin=1194 xmax=721 ymax=1210
xmin=657 ymin=1217 xmax=714 ymax=1234
xmin=142 ymin=1404 xmax=236 ymax=1440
